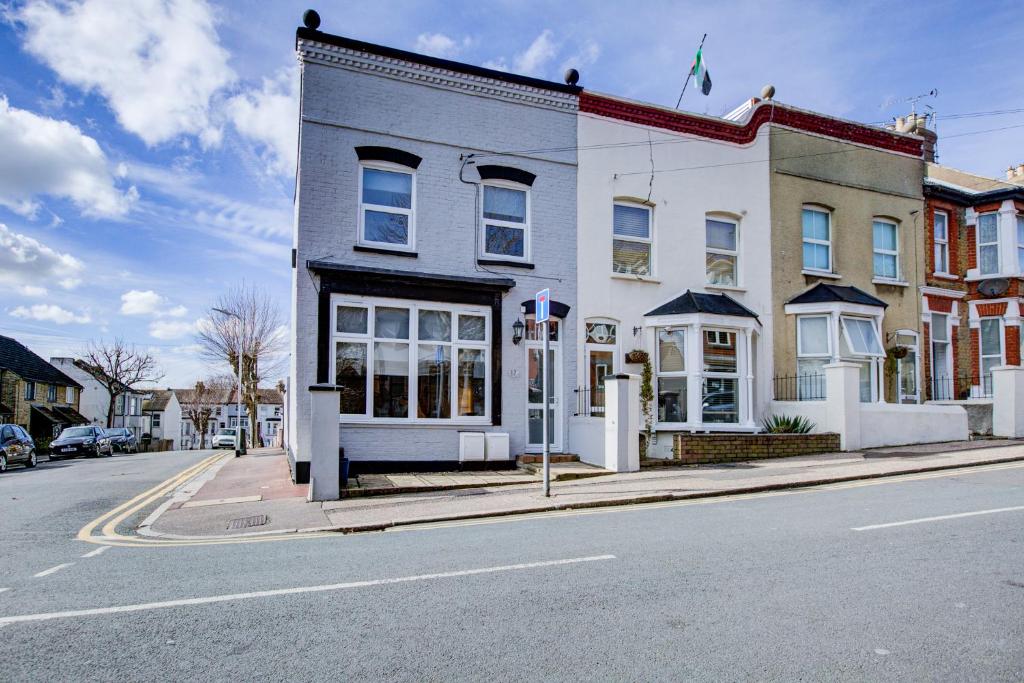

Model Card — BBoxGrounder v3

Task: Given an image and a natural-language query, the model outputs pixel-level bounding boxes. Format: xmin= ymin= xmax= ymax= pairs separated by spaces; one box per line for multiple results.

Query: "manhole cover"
xmin=227 ymin=514 xmax=268 ymax=530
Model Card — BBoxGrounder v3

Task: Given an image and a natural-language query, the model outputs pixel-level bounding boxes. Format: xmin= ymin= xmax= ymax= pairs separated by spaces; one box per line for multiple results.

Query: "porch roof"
xmin=644 ymin=290 xmax=758 ymax=319
xmin=786 ymin=283 xmax=887 ymax=308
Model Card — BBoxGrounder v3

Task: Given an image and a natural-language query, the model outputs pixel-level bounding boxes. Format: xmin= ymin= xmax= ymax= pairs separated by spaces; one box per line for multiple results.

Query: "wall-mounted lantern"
xmin=512 ymin=318 xmax=525 ymax=345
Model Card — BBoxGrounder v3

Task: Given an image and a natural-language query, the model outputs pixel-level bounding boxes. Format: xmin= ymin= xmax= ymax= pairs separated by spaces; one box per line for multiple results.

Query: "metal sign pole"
xmin=542 ymin=319 xmax=550 ymax=497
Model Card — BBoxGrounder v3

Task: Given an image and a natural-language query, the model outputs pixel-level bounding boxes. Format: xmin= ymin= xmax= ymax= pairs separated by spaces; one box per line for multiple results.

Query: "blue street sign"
xmin=535 ymin=288 xmax=550 ymax=323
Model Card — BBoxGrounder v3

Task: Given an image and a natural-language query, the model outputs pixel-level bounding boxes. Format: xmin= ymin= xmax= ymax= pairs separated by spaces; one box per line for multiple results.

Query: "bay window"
xmin=979 ymin=317 xmax=1003 ymax=391
xmin=796 ymin=315 xmax=830 ymax=399
xmin=702 ymin=329 xmax=739 ymax=423
xmin=481 ymin=183 xmax=529 ymax=260
xmin=839 ymin=316 xmax=884 ymax=402
xmin=706 ymin=217 xmax=738 ymax=286
xmin=332 ymin=297 xmax=490 ymax=422
xmin=359 ymin=164 xmax=415 ymax=249
xmin=656 ymin=329 xmax=686 ymax=423
xmin=872 ymin=219 xmax=899 ymax=280
xmin=977 ymin=213 xmax=999 ymax=275
xmin=613 ymin=203 xmax=652 ymax=276
xmin=933 ymin=211 xmax=949 ymax=274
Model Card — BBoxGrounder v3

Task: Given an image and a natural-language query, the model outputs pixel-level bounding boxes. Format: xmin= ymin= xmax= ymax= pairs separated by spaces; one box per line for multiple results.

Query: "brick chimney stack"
xmin=1005 ymin=164 xmax=1024 ymax=186
xmin=888 ymin=113 xmax=936 ymax=162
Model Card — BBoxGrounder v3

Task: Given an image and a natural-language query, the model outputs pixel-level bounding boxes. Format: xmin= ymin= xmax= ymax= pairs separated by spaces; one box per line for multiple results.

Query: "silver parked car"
xmin=212 ymin=428 xmax=237 ymax=449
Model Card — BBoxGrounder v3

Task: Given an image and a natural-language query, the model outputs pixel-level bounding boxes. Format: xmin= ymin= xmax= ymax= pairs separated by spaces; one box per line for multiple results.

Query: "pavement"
xmin=2 ymin=444 xmax=1024 ymax=680
xmin=140 ymin=438 xmax=1024 ymax=538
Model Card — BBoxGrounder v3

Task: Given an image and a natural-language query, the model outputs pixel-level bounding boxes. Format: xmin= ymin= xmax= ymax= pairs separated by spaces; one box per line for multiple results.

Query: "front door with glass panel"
xmin=526 ymin=319 xmax=561 ymax=452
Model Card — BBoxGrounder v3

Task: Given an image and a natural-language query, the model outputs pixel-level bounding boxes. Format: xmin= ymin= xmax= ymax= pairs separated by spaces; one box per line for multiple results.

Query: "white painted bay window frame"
xmin=645 ymin=312 xmax=759 ymax=431
xmin=330 ymin=295 xmax=491 ymax=425
xmin=357 ymin=161 xmax=417 ymax=252
xmin=795 ymin=314 xmax=831 ymax=400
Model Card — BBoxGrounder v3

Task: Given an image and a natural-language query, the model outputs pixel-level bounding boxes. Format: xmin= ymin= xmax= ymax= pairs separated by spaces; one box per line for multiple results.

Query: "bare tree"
xmin=81 ymin=339 xmax=163 ymax=427
xmin=178 ymin=376 xmax=231 ymax=449
xmin=196 ymin=285 xmax=286 ymax=448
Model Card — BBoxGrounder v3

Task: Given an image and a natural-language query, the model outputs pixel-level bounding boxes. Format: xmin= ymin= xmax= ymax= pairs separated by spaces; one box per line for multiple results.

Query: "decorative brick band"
xmin=672 ymin=432 xmax=842 ymax=463
xmin=976 ymin=302 xmax=1008 ymax=317
xmin=581 ymin=92 xmax=923 ymax=157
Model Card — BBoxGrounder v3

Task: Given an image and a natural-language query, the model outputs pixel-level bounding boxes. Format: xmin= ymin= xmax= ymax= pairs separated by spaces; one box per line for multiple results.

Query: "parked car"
xmin=103 ymin=427 xmax=138 ymax=454
xmin=212 ymin=428 xmax=237 ymax=449
xmin=0 ymin=424 xmax=37 ymax=472
xmin=49 ymin=426 xmax=113 ymax=460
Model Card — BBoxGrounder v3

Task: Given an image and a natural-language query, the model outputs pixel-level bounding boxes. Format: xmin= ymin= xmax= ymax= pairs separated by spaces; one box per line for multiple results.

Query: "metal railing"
xmin=926 ymin=375 xmax=993 ymax=401
xmin=772 ymin=374 xmax=826 ymax=402
xmin=574 ymin=386 xmax=605 ymax=417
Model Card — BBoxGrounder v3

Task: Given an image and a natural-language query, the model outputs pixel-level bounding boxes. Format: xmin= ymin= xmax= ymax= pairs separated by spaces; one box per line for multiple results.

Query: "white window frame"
xmin=930 ymin=313 xmax=952 ymax=399
xmin=655 ymin=326 xmax=687 ymax=425
xmin=933 ymin=210 xmax=950 ymax=275
xmin=839 ymin=316 xmax=885 ymax=358
xmin=330 ymin=295 xmax=491 ymax=425
xmin=705 ymin=215 xmax=739 ymax=287
xmin=357 ymin=161 xmax=416 ymax=252
xmin=583 ymin=319 xmax=619 ymax=417
xmin=47 ymin=384 xmax=57 ymax=402
xmin=700 ymin=327 xmax=740 ymax=425
xmin=872 ymin=218 xmax=900 ymax=281
xmin=612 ymin=201 xmax=654 ymax=276
xmin=65 ymin=386 xmax=75 ymax=404
xmin=801 ymin=205 xmax=833 ymax=274
xmin=894 ymin=330 xmax=919 ymax=404
xmin=979 ymin=316 xmax=1004 ymax=382
xmin=479 ymin=179 xmax=531 ymax=262
xmin=1017 ymin=213 xmax=1024 ymax=273
xmin=795 ymin=315 xmax=831 ymax=400
xmin=977 ymin=212 xmax=1000 ymax=276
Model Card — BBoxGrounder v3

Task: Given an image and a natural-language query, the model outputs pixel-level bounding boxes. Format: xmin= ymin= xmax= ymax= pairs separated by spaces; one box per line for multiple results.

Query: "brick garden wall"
xmin=672 ymin=432 xmax=842 ymax=464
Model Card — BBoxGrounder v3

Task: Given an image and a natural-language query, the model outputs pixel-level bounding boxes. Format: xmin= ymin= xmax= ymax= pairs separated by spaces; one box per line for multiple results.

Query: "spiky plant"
xmin=761 ymin=414 xmax=815 ymax=434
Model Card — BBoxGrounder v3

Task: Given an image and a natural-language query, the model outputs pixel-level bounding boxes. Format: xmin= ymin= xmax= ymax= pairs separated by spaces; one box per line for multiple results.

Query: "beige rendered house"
xmin=769 ymin=113 xmax=927 ymax=404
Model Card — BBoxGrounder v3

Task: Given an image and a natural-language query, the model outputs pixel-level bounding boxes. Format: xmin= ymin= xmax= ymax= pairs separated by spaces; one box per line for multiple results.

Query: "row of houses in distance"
xmin=286 ymin=12 xmax=1024 ymax=497
xmin=0 ymin=334 xmax=283 ymax=450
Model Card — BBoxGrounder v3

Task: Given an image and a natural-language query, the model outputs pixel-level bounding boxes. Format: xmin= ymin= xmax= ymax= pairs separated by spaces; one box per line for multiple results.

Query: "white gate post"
xmin=992 ymin=366 xmax=1024 ymax=438
xmin=308 ymin=385 xmax=340 ymax=501
xmin=824 ymin=362 xmax=861 ymax=451
xmin=604 ymin=374 xmax=640 ymax=472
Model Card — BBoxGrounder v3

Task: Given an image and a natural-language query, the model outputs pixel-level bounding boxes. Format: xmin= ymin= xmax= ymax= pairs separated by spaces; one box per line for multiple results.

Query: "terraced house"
xmin=288 ymin=12 xmax=579 ymax=497
xmin=0 ymin=336 xmax=86 ymax=442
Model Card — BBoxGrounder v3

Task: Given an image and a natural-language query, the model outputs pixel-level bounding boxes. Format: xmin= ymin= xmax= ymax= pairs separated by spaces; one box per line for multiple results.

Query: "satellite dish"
xmin=978 ymin=278 xmax=1009 ymax=298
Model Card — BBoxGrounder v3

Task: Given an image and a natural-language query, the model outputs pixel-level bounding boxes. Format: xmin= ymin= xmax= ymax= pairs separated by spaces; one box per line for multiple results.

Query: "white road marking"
xmin=0 ymin=555 xmax=616 ymax=627
xmin=81 ymin=546 xmax=111 ymax=559
xmin=33 ymin=563 xmax=74 ymax=578
xmin=852 ymin=505 xmax=1024 ymax=531
xmin=0 ymin=588 xmax=10 ymax=595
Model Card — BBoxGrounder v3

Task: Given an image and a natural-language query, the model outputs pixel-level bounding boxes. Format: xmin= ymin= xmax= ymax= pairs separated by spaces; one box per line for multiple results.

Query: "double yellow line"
xmin=77 ymin=453 xmax=335 ymax=548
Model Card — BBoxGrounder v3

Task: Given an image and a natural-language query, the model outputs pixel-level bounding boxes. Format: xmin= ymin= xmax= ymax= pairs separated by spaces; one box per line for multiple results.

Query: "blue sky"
xmin=1 ymin=0 xmax=1022 ymax=386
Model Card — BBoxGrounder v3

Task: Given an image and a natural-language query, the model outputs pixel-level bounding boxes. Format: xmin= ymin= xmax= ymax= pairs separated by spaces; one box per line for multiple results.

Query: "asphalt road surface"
xmin=1 ymin=450 xmax=1022 ymax=681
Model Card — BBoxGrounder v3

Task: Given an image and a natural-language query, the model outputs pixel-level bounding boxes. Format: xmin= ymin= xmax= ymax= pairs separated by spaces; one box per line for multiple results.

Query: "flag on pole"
xmin=691 ymin=48 xmax=712 ymax=96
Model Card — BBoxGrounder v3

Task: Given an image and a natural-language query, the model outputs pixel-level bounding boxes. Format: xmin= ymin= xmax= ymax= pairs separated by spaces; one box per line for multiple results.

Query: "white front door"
xmin=526 ymin=343 xmax=562 ymax=452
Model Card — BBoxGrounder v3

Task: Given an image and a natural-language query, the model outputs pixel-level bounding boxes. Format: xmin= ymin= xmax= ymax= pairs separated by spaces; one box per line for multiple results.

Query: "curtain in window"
xmin=362 ymin=168 xmax=411 ymax=208
xmin=483 ymin=186 xmax=526 ymax=223
xmin=706 ymin=219 xmax=736 ymax=250
xmin=417 ymin=345 xmax=451 ymax=419
xmin=373 ymin=342 xmax=409 ymax=418
xmin=658 ymin=330 xmax=685 ymax=372
xmin=374 ymin=307 xmax=410 ymax=339
xmin=802 ymin=209 xmax=829 ymax=241
xmin=798 ymin=317 xmax=829 ymax=356
xmin=336 ymin=342 xmax=367 ymax=414
xmin=485 ymin=225 xmax=525 ymax=257
xmin=457 ymin=349 xmax=486 ymax=416
xmin=612 ymin=240 xmax=650 ymax=275
xmin=418 ymin=310 xmax=451 ymax=342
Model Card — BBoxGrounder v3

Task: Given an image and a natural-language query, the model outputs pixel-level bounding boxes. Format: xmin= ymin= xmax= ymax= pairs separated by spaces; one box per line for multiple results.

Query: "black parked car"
xmin=0 ymin=424 xmax=37 ymax=472
xmin=103 ymin=428 xmax=138 ymax=454
xmin=49 ymin=426 xmax=113 ymax=460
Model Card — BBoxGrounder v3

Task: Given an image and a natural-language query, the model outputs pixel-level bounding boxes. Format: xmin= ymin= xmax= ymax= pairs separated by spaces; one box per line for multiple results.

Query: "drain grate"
xmin=227 ymin=514 xmax=269 ymax=530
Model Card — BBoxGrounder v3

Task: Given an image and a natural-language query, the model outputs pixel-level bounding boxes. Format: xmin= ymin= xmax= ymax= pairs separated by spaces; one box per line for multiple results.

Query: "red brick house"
xmin=922 ymin=163 xmax=1024 ymax=400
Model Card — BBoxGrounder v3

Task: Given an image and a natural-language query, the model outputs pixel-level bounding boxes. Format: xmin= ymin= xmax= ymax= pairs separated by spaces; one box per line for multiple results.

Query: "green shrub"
xmin=762 ymin=414 xmax=815 ymax=434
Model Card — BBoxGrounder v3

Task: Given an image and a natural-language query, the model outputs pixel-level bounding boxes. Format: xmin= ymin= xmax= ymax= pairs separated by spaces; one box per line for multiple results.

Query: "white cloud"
xmin=0 ymin=97 xmax=138 ymax=218
xmin=149 ymin=318 xmax=198 ymax=340
xmin=414 ymin=33 xmax=473 ymax=59
xmin=11 ymin=304 xmax=90 ymax=324
xmin=562 ymin=40 xmax=601 ymax=73
xmin=514 ymin=30 xmax=557 ymax=76
xmin=0 ymin=224 xmax=84 ymax=291
xmin=120 ymin=289 xmax=187 ymax=318
xmin=483 ymin=30 xmax=559 ymax=78
xmin=225 ymin=67 xmax=299 ymax=177
xmin=13 ymin=0 xmax=235 ymax=147
xmin=17 ymin=285 xmax=47 ymax=297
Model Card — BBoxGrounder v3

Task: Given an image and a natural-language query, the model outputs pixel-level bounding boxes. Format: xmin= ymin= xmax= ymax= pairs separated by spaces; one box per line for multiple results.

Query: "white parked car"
xmin=212 ymin=428 xmax=237 ymax=449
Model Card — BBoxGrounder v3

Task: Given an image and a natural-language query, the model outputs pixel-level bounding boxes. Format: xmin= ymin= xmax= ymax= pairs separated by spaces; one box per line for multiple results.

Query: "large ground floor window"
xmin=331 ymin=296 xmax=490 ymax=423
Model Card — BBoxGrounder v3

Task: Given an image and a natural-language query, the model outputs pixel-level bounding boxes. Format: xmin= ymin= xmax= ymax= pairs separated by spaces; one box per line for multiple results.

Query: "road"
xmin=1 ymin=450 xmax=1022 ymax=681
